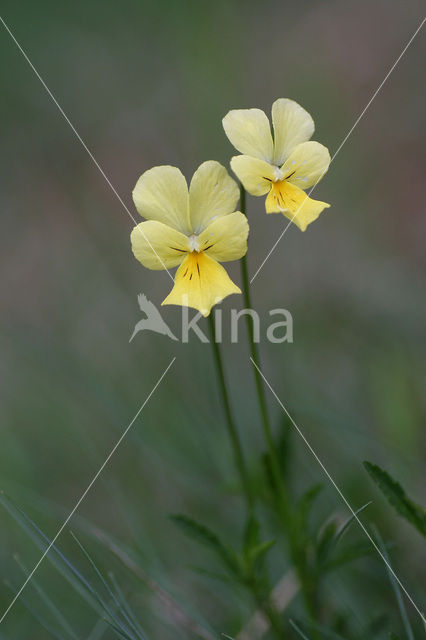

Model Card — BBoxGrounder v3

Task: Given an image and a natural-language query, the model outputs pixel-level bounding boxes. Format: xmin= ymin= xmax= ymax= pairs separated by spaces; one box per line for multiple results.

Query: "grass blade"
xmin=13 ymin=553 xmax=78 ymax=640
xmin=289 ymin=619 xmax=311 ymax=639
xmin=4 ymin=579 xmax=65 ymax=640
xmin=70 ymin=532 xmax=144 ymax=639
xmin=372 ymin=526 xmax=414 ymax=640
xmin=0 ymin=493 xmax=136 ymax=639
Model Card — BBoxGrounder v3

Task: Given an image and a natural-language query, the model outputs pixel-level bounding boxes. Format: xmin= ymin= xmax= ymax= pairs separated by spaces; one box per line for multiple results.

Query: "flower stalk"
xmin=208 ymin=313 xmax=254 ymax=512
xmin=239 ymin=184 xmax=320 ymax=632
xmin=239 ymin=185 xmax=290 ymax=519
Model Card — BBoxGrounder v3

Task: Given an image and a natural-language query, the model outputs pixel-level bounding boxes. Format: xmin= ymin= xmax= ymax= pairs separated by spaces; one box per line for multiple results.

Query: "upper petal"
xmin=131 ymin=220 xmax=189 ymax=270
xmin=162 ymin=251 xmax=241 ymax=317
xmin=230 ymin=155 xmax=275 ymax=196
xmin=132 ymin=166 xmax=190 ymax=234
xmin=272 ymin=99 xmax=315 ymax=165
xmin=222 ymin=108 xmax=274 ymax=162
xmin=189 ymin=161 xmax=239 ymax=233
xmin=281 ymin=141 xmax=331 ymax=189
xmin=197 ymin=211 xmax=249 ymax=263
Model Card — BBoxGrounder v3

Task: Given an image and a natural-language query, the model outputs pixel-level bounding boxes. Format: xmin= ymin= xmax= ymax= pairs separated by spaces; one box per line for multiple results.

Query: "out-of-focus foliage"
xmin=0 ymin=0 xmax=425 ymax=638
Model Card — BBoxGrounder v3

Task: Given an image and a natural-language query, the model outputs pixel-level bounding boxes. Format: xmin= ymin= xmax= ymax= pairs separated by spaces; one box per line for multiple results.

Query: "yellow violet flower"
xmin=223 ymin=98 xmax=331 ymax=231
xmin=131 ymin=161 xmax=249 ymax=317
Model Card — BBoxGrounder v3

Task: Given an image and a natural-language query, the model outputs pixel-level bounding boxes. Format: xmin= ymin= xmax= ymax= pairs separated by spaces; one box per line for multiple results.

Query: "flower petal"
xmin=230 ymin=155 xmax=275 ymax=196
xmin=131 ymin=221 xmax=189 ymax=270
xmin=197 ymin=211 xmax=249 ymax=262
xmin=162 ymin=252 xmax=240 ymax=317
xmin=222 ymin=108 xmax=274 ymax=162
xmin=272 ymin=98 xmax=315 ymax=165
xmin=189 ymin=161 xmax=239 ymax=233
xmin=132 ymin=166 xmax=190 ymax=233
xmin=281 ymin=141 xmax=331 ymax=189
xmin=265 ymin=181 xmax=329 ymax=231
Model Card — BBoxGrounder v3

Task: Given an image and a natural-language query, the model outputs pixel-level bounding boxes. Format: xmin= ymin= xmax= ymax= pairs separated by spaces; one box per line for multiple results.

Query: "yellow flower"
xmin=223 ymin=98 xmax=331 ymax=231
xmin=131 ymin=161 xmax=249 ymax=317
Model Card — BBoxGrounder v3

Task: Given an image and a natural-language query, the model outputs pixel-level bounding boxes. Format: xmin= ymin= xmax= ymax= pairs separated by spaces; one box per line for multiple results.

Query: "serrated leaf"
xmin=364 ymin=462 xmax=426 ymax=536
xmin=169 ymin=514 xmax=241 ymax=576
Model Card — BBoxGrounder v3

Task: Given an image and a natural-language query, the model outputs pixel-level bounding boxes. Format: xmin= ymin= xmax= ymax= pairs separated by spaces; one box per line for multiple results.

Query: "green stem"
xmin=251 ymin=576 xmax=287 ymax=638
xmin=239 ymin=184 xmax=320 ymax=632
xmin=209 ymin=313 xmax=286 ymax=638
xmin=208 ymin=314 xmax=253 ymax=511
xmin=239 ymin=185 xmax=289 ymax=517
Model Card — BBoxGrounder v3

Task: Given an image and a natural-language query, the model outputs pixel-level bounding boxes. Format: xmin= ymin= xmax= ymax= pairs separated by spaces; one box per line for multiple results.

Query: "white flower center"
xmin=273 ymin=166 xmax=285 ymax=182
xmin=189 ymin=234 xmax=200 ymax=252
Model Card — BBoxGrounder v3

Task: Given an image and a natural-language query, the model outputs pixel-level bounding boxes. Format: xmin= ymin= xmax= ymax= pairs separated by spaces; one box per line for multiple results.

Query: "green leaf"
xmin=243 ymin=514 xmax=260 ymax=554
xmin=248 ymin=539 xmax=276 ymax=569
xmin=293 ymin=484 xmax=323 ymax=540
xmin=319 ymin=502 xmax=371 ymax=571
xmin=332 ymin=502 xmax=371 ymax=548
xmin=325 ymin=541 xmax=373 ymax=570
xmin=169 ymin=514 xmax=241 ymax=576
xmin=316 ymin=520 xmax=338 ymax=566
xmin=297 ymin=484 xmax=323 ymax=522
xmin=364 ymin=462 xmax=426 ymax=536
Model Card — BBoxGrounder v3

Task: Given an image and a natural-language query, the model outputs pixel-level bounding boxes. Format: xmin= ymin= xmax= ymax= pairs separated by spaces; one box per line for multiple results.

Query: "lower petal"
xmin=162 ymin=252 xmax=241 ymax=317
xmin=265 ymin=181 xmax=330 ymax=231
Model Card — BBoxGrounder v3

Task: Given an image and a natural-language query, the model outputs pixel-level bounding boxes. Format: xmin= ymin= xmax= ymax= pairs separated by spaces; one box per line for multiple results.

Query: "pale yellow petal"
xmin=132 ymin=166 xmax=190 ymax=234
xmin=222 ymin=108 xmax=274 ymax=162
xmin=265 ymin=181 xmax=329 ymax=231
xmin=230 ymin=155 xmax=275 ymax=196
xmin=131 ymin=221 xmax=189 ymax=270
xmin=188 ymin=161 xmax=239 ymax=233
xmin=162 ymin=252 xmax=240 ymax=317
xmin=197 ymin=211 xmax=249 ymax=262
xmin=272 ymin=98 xmax=315 ymax=165
xmin=281 ymin=141 xmax=331 ymax=189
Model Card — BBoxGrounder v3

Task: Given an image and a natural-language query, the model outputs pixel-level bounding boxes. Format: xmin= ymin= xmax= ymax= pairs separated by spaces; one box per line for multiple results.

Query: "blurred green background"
xmin=1 ymin=0 xmax=425 ymax=638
